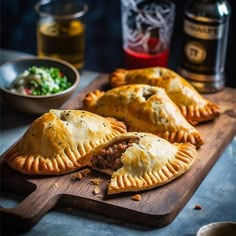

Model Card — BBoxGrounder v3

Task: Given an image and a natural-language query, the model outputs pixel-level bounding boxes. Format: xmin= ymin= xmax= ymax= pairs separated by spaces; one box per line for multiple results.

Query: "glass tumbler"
xmin=35 ymin=0 xmax=88 ymax=70
xmin=121 ymin=0 xmax=175 ymax=69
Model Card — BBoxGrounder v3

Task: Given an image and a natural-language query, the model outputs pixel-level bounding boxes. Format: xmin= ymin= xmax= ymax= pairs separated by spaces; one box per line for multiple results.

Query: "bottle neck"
xmin=185 ymin=0 xmax=231 ymax=22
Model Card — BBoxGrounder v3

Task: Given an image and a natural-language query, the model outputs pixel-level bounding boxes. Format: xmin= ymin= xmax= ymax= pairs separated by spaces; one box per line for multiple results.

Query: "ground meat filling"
xmin=91 ymin=138 xmax=139 ymax=171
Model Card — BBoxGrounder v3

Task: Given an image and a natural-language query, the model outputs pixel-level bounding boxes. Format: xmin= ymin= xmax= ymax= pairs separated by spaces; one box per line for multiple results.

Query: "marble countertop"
xmin=0 ymin=49 xmax=236 ymax=236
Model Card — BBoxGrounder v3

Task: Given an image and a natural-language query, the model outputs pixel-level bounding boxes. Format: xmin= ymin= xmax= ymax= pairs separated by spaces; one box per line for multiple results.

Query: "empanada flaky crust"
xmin=109 ymin=67 xmax=220 ymax=125
xmin=85 ymin=132 xmax=198 ymax=195
xmin=3 ymin=109 xmax=127 ymax=175
xmin=83 ymin=85 xmax=204 ymax=148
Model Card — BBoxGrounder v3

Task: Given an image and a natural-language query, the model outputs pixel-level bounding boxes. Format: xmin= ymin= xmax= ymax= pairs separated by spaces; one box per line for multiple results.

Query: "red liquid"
xmin=124 ymin=47 xmax=169 ymax=69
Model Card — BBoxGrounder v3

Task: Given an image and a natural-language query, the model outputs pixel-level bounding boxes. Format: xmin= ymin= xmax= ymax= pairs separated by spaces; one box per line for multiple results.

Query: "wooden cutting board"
xmin=1 ymin=74 xmax=236 ymax=231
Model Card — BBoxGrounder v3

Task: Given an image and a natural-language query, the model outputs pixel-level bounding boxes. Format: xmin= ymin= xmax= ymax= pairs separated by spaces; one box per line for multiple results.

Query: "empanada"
xmin=109 ymin=67 xmax=220 ymax=125
xmin=3 ymin=109 xmax=127 ymax=175
xmin=83 ymin=132 xmax=197 ymax=194
xmin=83 ymin=85 xmax=204 ymax=148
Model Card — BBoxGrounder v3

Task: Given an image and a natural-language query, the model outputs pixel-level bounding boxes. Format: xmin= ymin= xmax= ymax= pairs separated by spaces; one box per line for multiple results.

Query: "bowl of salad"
xmin=0 ymin=57 xmax=80 ymax=114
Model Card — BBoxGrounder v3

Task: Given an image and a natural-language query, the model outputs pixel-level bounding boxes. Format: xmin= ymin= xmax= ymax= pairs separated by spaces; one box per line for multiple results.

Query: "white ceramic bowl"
xmin=196 ymin=222 xmax=236 ymax=236
xmin=0 ymin=57 xmax=80 ymax=114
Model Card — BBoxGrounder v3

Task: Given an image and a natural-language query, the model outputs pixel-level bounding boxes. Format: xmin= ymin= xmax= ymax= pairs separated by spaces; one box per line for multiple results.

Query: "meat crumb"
xmin=72 ymin=169 xmax=91 ymax=180
xmin=93 ymin=186 xmax=101 ymax=195
xmin=90 ymin=177 xmax=102 ymax=185
xmin=72 ymin=172 xmax=83 ymax=180
xmin=52 ymin=183 xmax=59 ymax=188
xmin=131 ymin=194 xmax=141 ymax=201
xmin=194 ymin=204 xmax=202 ymax=210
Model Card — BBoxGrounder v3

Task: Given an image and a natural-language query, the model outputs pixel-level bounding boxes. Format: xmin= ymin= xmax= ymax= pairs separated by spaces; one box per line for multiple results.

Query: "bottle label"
xmin=181 ymin=17 xmax=229 ymax=76
xmin=184 ymin=41 xmax=206 ymax=64
xmin=184 ymin=20 xmax=224 ymax=40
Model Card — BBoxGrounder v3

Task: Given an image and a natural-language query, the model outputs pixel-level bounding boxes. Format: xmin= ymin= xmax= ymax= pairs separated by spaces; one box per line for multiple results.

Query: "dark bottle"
xmin=179 ymin=0 xmax=231 ymax=93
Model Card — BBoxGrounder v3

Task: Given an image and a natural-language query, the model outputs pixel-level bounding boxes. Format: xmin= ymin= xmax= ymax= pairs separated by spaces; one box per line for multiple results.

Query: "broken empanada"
xmin=84 ymin=132 xmax=198 ymax=194
xmin=83 ymin=85 xmax=204 ymax=148
xmin=109 ymin=67 xmax=220 ymax=125
xmin=3 ymin=109 xmax=127 ymax=175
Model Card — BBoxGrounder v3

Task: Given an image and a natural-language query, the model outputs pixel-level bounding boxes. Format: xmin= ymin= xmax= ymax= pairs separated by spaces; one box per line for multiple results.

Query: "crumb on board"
xmin=72 ymin=169 xmax=91 ymax=180
xmin=194 ymin=204 xmax=202 ymax=210
xmin=90 ymin=177 xmax=102 ymax=185
xmin=93 ymin=186 xmax=101 ymax=195
xmin=52 ymin=182 xmax=59 ymax=188
xmin=131 ymin=194 xmax=141 ymax=201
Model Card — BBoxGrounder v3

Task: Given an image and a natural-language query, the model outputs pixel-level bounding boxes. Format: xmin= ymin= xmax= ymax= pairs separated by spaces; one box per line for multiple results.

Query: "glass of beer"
xmin=35 ymin=0 xmax=88 ymax=70
xmin=121 ymin=0 xmax=175 ymax=69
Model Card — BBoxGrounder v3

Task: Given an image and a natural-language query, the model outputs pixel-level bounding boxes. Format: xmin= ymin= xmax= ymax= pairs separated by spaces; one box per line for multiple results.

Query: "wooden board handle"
xmin=0 ymin=185 xmax=61 ymax=231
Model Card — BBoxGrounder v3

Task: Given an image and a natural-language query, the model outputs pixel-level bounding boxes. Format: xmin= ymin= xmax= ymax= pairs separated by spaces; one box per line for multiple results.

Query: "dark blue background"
xmin=1 ymin=0 xmax=235 ymax=87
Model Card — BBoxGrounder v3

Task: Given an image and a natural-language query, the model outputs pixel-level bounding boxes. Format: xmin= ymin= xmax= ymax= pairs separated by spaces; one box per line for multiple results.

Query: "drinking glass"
xmin=35 ymin=0 xmax=88 ymax=70
xmin=121 ymin=0 xmax=175 ymax=69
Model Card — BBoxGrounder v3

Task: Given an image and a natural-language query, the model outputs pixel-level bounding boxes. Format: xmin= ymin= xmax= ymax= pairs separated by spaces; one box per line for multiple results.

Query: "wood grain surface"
xmin=1 ymin=74 xmax=236 ymax=230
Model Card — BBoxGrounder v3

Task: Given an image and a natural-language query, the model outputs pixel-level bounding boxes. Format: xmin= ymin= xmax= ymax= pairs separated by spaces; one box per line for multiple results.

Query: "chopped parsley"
xmin=10 ymin=66 xmax=72 ymax=96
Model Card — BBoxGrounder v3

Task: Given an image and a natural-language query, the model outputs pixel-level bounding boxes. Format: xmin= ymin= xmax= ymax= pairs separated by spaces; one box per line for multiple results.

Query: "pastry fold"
xmin=3 ymin=109 xmax=127 ymax=175
xmin=109 ymin=67 xmax=220 ymax=125
xmin=83 ymin=85 xmax=204 ymax=148
xmin=85 ymin=132 xmax=198 ymax=194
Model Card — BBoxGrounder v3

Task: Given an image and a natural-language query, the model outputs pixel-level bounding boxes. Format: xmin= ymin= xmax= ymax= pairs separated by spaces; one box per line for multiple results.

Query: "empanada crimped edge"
xmin=83 ymin=85 xmax=204 ymax=148
xmin=107 ymin=135 xmax=197 ymax=194
xmin=109 ymin=67 xmax=220 ymax=125
xmin=84 ymin=132 xmax=198 ymax=195
xmin=3 ymin=109 xmax=127 ymax=175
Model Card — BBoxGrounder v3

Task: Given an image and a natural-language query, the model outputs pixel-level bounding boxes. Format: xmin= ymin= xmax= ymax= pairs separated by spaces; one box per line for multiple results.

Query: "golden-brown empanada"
xmin=109 ymin=67 xmax=220 ymax=125
xmin=83 ymin=132 xmax=197 ymax=194
xmin=83 ymin=85 xmax=204 ymax=148
xmin=3 ymin=109 xmax=127 ymax=175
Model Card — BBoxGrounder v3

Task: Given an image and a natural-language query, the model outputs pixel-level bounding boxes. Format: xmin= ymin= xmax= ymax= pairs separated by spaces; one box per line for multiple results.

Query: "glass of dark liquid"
xmin=35 ymin=0 xmax=88 ymax=70
xmin=121 ymin=0 xmax=175 ymax=69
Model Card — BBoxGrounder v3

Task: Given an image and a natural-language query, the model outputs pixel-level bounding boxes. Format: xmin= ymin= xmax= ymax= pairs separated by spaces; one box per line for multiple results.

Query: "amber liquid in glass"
xmin=37 ymin=20 xmax=85 ymax=69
